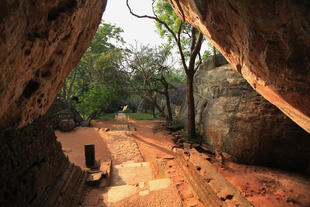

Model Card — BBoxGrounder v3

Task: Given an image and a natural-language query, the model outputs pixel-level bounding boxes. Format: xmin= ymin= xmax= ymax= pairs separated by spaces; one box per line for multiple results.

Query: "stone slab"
xmin=149 ymin=178 xmax=171 ymax=191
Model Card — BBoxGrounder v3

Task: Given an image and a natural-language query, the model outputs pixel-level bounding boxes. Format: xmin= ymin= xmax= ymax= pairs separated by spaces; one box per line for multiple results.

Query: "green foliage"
xmin=98 ymin=113 xmax=116 ymax=120
xmin=154 ymin=1 xmax=202 ymax=59
xmin=61 ymin=21 xmax=129 ymax=119
xmin=100 ymin=44 xmax=174 ymax=119
xmin=74 ymin=86 xmax=117 ymax=118
xmin=88 ymin=22 xmax=124 ymax=54
xmin=126 ymin=113 xmax=159 ymax=120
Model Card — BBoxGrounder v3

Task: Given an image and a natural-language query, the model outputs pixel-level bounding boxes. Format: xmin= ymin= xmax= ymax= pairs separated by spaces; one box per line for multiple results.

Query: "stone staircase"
xmin=112 ymin=113 xmax=130 ymax=131
xmin=82 ymin=161 xmax=182 ymax=207
xmin=81 ymin=114 xmax=182 ymax=207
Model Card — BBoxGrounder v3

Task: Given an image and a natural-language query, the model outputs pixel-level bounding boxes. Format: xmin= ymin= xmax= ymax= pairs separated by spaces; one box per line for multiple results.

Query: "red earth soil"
xmin=56 ymin=119 xmax=310 ymax=207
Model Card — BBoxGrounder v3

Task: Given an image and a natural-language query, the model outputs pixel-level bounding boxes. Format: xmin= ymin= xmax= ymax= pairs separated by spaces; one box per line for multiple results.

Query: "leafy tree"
xmin=100 ymin=44 xmax=175 ymax=121
xmin=76 ymin=86 xmax=118 ymax=120
xmin=60 ymin=21 xmax=128 ymax=119
xmin=126 ymin=0 xmax=204 ymax=139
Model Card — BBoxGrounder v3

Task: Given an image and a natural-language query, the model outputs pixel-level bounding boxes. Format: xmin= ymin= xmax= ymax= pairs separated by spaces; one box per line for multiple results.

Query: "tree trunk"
xmin=164 ymin=88 xmax=173 ymax=122
xmin=186 ymin=72 xmax=196 ymax=140
xmin=152 ymin=105 xmax=156 ymax=118
xmin=67 ymin=69 xmax=77 ymax=109
xmin=212 ymin=46 xmax=216 ymax=68
xmin=146 ymin=96 xmax=169 ymax=121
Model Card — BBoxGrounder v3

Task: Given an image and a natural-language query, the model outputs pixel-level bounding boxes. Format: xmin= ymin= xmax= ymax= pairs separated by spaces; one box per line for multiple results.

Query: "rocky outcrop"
xmin=137 ymin=98 xmax=154 ymax=114
xmin=179 ymin=59 xmax=310 ymax=173
xmin=0 ymin=0 xmax=107 ymax=129
xmin=170 ymin=0 xmax=310 ymax=133
xmin=0 ymin=0 xmax=106 ymax=206
xmin=45 ymin=95 xmax=83 ymax=131
xmin=0 ymin=117 xmax=87 ymax=206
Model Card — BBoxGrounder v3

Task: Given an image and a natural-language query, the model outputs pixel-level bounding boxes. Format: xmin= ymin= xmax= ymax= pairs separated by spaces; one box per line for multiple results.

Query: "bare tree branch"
xmin=126 ymin=0 xmax=188 ymax=71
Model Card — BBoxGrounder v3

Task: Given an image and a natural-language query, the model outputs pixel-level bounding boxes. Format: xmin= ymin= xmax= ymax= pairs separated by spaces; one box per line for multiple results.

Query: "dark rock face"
xmin=170 ymin=0 xmax=310 ymax=133
xmin=58 ymin=119 xmax=75 ymax=132
xmin=0 ymin=117 xmax=85 ymax=206
xmin=179 ymin=60 xmax=310 ymax=173
xmin=137 ymin=98 xmax=154 ymax=114
xmin=45 ymin=95 xmax=83 ymax=130
xmin=0 ymin=0 xmax=107 ymax=129
xmin=169 ymin=83 xmax=186 ymax=106
xmin=0 ymin=1 xmax=106 ymax=206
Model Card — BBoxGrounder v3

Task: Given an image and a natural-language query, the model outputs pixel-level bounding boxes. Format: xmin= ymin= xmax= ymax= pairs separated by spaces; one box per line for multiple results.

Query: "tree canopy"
xmin=60 ymin=22 xmax=129 ymax=119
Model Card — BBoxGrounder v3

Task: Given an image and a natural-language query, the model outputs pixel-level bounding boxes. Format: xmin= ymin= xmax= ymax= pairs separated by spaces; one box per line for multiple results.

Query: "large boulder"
xmin=137 ymin=98 xmax=154 ymax=114
xmin=45 ymin=95 xmax=83 ymax=130
xmin=58 ymin=119 xmax=75 ymax=132
xmin=179 ymin=58 xmax=310 ymax=173
xmin=0 ymin=0 xmax=107 ymax=129
xmin=170 ymin=0 xmax=310 ymax=133
xmin=160 ymin=83 xmax=186 ymax=116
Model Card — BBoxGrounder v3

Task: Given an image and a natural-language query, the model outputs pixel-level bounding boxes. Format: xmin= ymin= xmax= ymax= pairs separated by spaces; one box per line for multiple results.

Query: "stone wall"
xmin=179 ymin=60 xmax=310 ymax=173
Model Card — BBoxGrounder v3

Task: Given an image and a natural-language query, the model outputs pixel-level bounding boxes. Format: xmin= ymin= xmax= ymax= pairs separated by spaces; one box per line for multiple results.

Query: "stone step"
xmin=111 ymin=162 xmax=154 ymax=186
xmin=101 ymin=178 xmax=182 ymax=207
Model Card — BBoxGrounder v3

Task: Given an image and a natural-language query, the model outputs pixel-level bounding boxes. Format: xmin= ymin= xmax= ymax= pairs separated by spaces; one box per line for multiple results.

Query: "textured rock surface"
xmin=45 ymin=95 xmax=83 ymax=129
xmin=0 ymin=0 xmax=107 ymax=129
xmin=170 ymin=0 xmax=310 ymax=133
xmin=58 ymin=119 xmax=75 ymax=132
xmin=179 ymin=60 xmax=310 ymax=172
xmin=0 ymin=117 xmax=86 ymax=206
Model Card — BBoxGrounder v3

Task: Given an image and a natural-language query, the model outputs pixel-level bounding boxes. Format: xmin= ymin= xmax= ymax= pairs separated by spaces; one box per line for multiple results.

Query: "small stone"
xmin=87 ymin=172 xmax=103 ymax=182
xmin=183 ymin=143 xmax=191 ymax=149
xmin=139 ymin=182 xmax=145 ymax=189
xmin=192 ymin=143 xmax=200 ymax=148
xmin=62 ymin=148 xmax=72 ymax=153
xmin=162 ymin=155 xmax=174 ymax=160
xmin=80 ymin=120 xmax=90 ymax=127
xmin=139 ymin=190 xmax=149 ymax=196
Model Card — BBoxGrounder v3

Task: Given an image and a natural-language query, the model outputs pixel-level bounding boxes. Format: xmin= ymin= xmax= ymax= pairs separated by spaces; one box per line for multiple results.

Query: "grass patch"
xmin=98 ymin=113 xmax=115 ymax=120
xmin=126 ymin=113 xmax=159 ymax=120
xmin=98 ymin=113 xmax=162 ymax=120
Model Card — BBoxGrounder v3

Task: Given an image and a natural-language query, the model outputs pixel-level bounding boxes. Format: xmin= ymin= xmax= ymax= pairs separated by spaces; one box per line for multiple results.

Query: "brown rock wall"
xmin=170 ymin=0 xmax=310 ymax=133
xmin=0 ymin=0 xmax=107 ymax=129
xmin=0 ymin=117 xmax=85 ymax=206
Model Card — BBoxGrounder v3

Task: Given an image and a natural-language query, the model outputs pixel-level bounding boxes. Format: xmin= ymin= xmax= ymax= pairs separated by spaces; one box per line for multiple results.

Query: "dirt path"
xmin=57 ymin=115 xmax=184 ymax=207
xmin=128 ymin=119 xmax=205 ymax=207
xmin=56 ymin=118 xmax=310 ymax=207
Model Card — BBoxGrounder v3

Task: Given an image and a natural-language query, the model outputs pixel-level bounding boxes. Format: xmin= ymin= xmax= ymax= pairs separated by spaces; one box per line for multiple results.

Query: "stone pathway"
xmin=104 ymin=132 xmax=143 ymax=165
xmin=80 ymin=114 xmax=182 ymax=207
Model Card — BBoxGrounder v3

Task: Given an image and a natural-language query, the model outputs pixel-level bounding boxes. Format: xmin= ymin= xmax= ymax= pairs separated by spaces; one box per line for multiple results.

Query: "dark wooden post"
xmin=84 ymin=144 xmax=95 ymax=168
